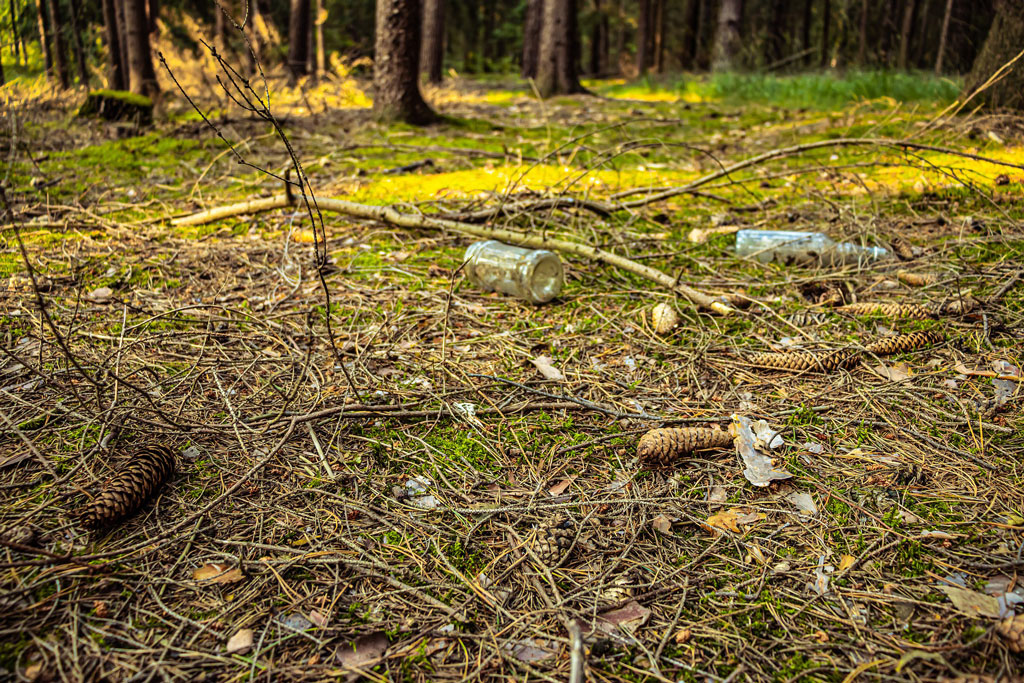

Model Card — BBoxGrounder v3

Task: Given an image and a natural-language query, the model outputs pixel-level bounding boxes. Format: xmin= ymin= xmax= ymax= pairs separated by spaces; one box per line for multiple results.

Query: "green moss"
xmin=86 ymin=89 xmax=154 ymax=108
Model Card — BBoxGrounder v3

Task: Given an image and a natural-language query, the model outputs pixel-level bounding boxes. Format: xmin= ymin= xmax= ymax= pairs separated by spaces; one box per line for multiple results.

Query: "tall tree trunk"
xmin=934 ymin=0 xmax=953 ymax=73
xmin=306 ymin=2 xmax=314 ymax=76
xmin=820 ymin=0 xmax=830 ymax=67
xmin=536 ymin=0 xmax=583 ymax=97
xmin=66 ymin=0 xmax=88 ymax=83
xmin=522 ymin=0 xmax=542 ymax=78
xmin=693 ymin=0 xmax=707 ymax=69
xmin=35 ymin=0 xmax=52 ymax=79
xmin=636 ymin=0 xmax=650 ymax=75
xmin=374 ymin=0 xmax=436 ymax=123
xmin=964 ymin=0 xmax=1024 ymax=109
xmin=421 ymin=0 xmax=444 ymax=83
xmin=588 ymin=0 xmax=603 ymax=74
xmin=214 ymin=1 xmax=225 ymax=54
xmin=712 ymin=0 xmax=742 ymax=71
xmin=856 ymin=0 xmax=868 ymax=65
xmin=614 ymin=0 xmax=626 ymax=73
xmin=9 ymin=0 xmax=22 ymax=65
xmin=287 ymin=0 xmax=310 ymax=79
xmin=123 ymin=0 xmax=158 ymax=96
xmin=653 ymin=0 xmax=664 ymax=73
xmin=679 ymin=0 xmax=698 ymax=68
xmin=148 ymin=0 xmax=159 ymax=33
xmin=897 ymin=0 xmax=916 ymax=69
xmin=101 ymin=0 xmax=125 ymax=89
xmin=315 ymin=0 xmax=325 ymax=74
xmin=801 ymin=0 xmax=813 ymax=65
xmin=45 ymin=0 xmax=69 ymax=88
xmin=115 ymin=0 xmax=129 ymax=83
xmin=766 ymin=0 xmax=786 ymax=65
xmin=247 ymin=0 xmax=263 ymax=70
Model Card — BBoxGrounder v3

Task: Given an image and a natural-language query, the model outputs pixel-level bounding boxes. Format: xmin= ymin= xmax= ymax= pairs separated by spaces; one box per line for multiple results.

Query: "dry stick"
xmin=173 ymin=195 xmax=731 ymax=314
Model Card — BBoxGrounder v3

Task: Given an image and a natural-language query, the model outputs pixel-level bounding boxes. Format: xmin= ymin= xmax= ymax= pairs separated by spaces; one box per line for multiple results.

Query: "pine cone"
xmin=650 ymin=302 xmax=679 ymax=335
xmin=997 ymin=614 xmax=1024 ymax=653
xmin=530 ymin=518 xmax=574 ymax=567
xmin=746 ymin=349 xmax=860 ymax=372
xmin=864 ymin=330 xmax=944 ymax=355
xmin=79 ymin=445 xmax=176 ymax=529
xmin=896 ymin=270 xmax=938 ymax=287
xmin=889 ymin=238 xmax=916 ymax=261
xmin=637 ymin=427 xmax=733 ymax=466
xmin=840 ymin=302 xmax=931 ymax=319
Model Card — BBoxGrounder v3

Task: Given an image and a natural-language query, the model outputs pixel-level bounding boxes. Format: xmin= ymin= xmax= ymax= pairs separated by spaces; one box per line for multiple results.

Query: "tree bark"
xmin=934 ymin=0 xmax=953 ymax=73
xmin=712 ymin=0 xmax=742 ymax=72
xmin=123 ymin=0 xmax=158 ymax=96
xmin=856 ymin=0 xmax=868 ymax=65
xmin=693 ymin=0 xmax=707 ymax=69
xmin=820 ymin=0 xmax=830 ymax=67
xmin=287 ymin=0 xmax=310 ymax=79
xmin=9 ymin=0 xmax=22 ymax=64
xmin=101 ymin=0 xmax=126 ymax=89
xmin=148 ymin=0 xmax=158 ymax=33
xmin=898 ymin=0 xmax=916 ymax=69
xmin=522 ymin=0 xmax=542 ymax=78
xmin=801 ymin=0 xmax=813 ymax=65
xmin=636 ymin=0 xmax=650 ymax=75
xmin=536 ymin=0 xmax=584 ymax=97
xmin=66 ymin=0 xmax=89 ymax=84
xmin=766 ymin=0 xmax=786 ymax=65
xmin=45 ymin=0 xmax=69 ymax=88
xmin=115 ymin=0 xmax=129 ymax=82
xmin=315 ymin=0 xmax=326 ymax=75
xmin=653 ymin=0 xmax=665 ymax=73
xmin=374 ymin=0 xmax=436 ymax=124
xmin=214 ymin=1 xmax=225 ymax=54
xmin=588 ymin=0 xmax=604 ymax=75
xmin=964 ymin=0 xmax=1024 ymax=110
xmin=35 ymin=0 xmax=53 ymax=77
xmin=421 ymin=0 xmax=444 ymax=83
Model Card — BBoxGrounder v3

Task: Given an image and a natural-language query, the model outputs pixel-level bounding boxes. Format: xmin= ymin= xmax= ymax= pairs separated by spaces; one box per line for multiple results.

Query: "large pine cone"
xmin=997 ymin=613 xmax=1024 ymax=653
xmin=839 ymin=302 xmax=932 ymax=319
xmin=79 ymin=445 xmax=176 ymax=529
xmin=746 ymin=349 xmax=860 ymax=372
xmin=864 ymin=330 xmax=944 ymax=356
xmin=530 ymin=518 xmax=574 ymax=567
xmin=637 ymin=427 xmax=733 ymax=466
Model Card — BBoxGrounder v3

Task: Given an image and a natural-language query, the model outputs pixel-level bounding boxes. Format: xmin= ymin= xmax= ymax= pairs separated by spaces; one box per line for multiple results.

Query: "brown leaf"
xmin=938 ymin=585 xmax=1001 ymax=619
xmin=336 ymin=631 xmax=389 ymax=668
xmin=193 ymin=563 xmax=244 ymax=584
xmin=873 ymin=362 xmax=913 ymax=382
xmin=652 ymin=514 xmax=672 ymax=534
xmin=531 ymin=355 xmax=564 ymax=381
xmin=548 ymin=477 xmax=573 ymax=496
xmin=597 ymin=600 xmax=651 ymax=635
xmin=226 ymin=628 xmax=253 ymax=654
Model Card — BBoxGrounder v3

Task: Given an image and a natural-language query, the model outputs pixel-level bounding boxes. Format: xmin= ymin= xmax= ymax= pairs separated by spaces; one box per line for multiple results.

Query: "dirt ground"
xmin=1 ymin=70 xmax=1023 ymax=682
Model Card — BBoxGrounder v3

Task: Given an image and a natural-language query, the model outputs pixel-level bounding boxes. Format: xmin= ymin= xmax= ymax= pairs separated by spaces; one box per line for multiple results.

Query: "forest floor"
xmin=1 ymin=66 xmax=1023 ymax=682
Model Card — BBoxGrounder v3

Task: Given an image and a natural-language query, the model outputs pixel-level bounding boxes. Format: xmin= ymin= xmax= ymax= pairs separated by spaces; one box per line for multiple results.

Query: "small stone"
xmin=226 ymin=628 xmax=253 ymax=654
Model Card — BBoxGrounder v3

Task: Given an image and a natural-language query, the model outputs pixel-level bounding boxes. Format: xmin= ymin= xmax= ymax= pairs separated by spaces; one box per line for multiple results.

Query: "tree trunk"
xmin=588 ymin=0 xmax=603 ymax=75
xmin=35 ymin=0 xmax=53 ymax=77
xmin=148 ymin=0 xmax=158 ymax=33
xmin=801 ymin=0 xmax=813 ymax=65
xmin=897 ymin=0 xmax=916 ymax=69
xmin=46 ymin=0 xmax=69 ymax=88
xmin=766 ymin=0 xmax=786 ymax=65
xmin=679 ymin=0 xmax=698 ymax=68
xmin=856 ymin=0 xmax=868 ymax=65
xmin=315 ymin=0 xmax=325 ymax=74
xmin=820 ymin=0 xmax=830 ymax=67
xmin=653 ymin=0 xmax=665 ymax=73
xmin=934 ymin=0 xmax=953 ymax=73
xmin=712 ymin=0 xmax=742 ymax=72
xmin=247 ymin=0 xmax=263 ymax=68
xmin=421 ymin=0 xmax=444 ymax=83
xmin=9 ymin=0 xmax=22 ymax=65
xmin=123 ymin=0 xmax=158 ymax=96
xmin=115 ymin=0 xmax=129 ymax=83
xmin=614 ymin=0 xmax=626 ymax=73
xmin=214 ymin=1 xmax=225 ymax=54
xmin=536 ymin=0 xmax=584 ymax=97
xmin=964 ymin=0 xmax=1024 ymax=110
xmin=66 ymin=0 xmax=89 ymax=84
xmin=693 ymin=0 xmax=707 ymax=69
xmin=374 ymin=0 xmax=436 ymax=124
xmin=287 ymin=0 xmax=310 ymax=79
xmin=306 ymin=1 xmax=315 ymax=76
xmin=101 ymin=0 xmax=126 ymax=89
xmin=522 ymin=0 xmax=542 ymax=78
xmin=636 ymin=0 xmax=650 ymax=75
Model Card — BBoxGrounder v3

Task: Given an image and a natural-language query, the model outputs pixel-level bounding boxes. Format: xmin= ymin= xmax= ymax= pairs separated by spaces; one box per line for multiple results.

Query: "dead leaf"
xmin=786 ymin=491 xmax=818 ymax=516
xmin=531 ymin=355 xmax=564 ymax=381
xmin=548 ymin=478 xmax=573 ymax=496
xmin=838 ymin=555 xmax=856 ymax=572
xmin=292 ymin=229 xmax=317 ymax=243
xmin=226 ymin=628 xmax=253 ymax=654
xmin=336 ymin=631 xmax=389 ymax=668
xmin=308 ymin=610 xmax=329 ymax=627
xmin=874 ymin=362 xmax=913 ymax=382
xmin=708 ymin=485 xmax=727 ymax=506
xmin=652 ymin=514 xmax=672 ymax=534
xmin=730 ymin=414 xmax=793 ymax=487
xmin=938 ymin=585 xmax=1001 ymax=618
xmin=596 ymin=600 xmax=651 ymax=635
xmin=87 ymin=286 xmax=113 ymax=303
xmin=193 ymin=563 xmax=244 ymax=584
xmin=706 ymin=509 xmax=741 ymax=533
xmin=505 ymin=638 xmax=556 ymax=663
xmin=674 ymin=628 xmax=691 ymax=644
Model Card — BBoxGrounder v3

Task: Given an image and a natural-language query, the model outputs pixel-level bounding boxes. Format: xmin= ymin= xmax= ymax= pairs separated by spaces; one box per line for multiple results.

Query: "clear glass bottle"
xmin=463 ymin=240 xmax=564 ymax=304
xmin=735 ymin=229 xmax=889 ymax=266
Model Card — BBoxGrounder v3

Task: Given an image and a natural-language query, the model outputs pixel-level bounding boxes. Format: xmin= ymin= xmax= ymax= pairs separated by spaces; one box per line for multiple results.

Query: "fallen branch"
xmin=172 ymin=194 xmax=734 ymax=314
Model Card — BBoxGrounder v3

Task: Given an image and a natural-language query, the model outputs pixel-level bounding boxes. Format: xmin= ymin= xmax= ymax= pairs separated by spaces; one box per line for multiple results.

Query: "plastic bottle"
xmin=463 ymin=240 xmax=564 ymax=304
xmin=735 ymin=229 xmax=889 ymax=266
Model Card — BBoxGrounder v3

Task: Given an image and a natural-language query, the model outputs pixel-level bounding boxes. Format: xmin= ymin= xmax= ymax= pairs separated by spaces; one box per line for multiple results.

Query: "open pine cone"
xmin=530 ymin=518 xmax=574 ymax=567
xmin=997 ymin=613 xmax=1024 ymax=653
xmin=79 ymin=445 xmax=177 ymax=529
